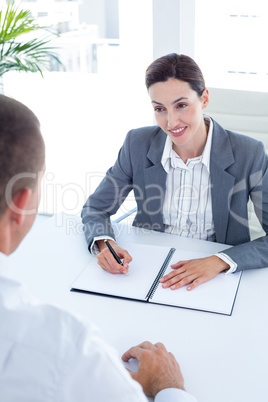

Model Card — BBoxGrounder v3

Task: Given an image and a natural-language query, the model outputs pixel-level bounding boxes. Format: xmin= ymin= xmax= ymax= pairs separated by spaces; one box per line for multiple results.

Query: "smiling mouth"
xmin=169 ymin=126 xmax=187 ymax=136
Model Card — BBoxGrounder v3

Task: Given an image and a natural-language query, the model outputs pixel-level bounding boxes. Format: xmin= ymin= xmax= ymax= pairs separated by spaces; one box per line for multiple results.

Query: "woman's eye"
xmin=154 ymin=107 xmax=165 ymax=113
xmin=177 ymin=103 xmax=187 ymax=109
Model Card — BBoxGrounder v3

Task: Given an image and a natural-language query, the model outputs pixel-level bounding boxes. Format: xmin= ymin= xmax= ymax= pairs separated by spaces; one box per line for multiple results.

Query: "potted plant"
xmin=0 ymin=0 xmax=62 ymax=91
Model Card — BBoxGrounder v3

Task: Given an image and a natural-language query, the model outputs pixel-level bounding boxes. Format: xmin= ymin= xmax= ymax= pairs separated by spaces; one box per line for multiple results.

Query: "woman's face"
xmin=148 ymin=78 xmax=209 ymax=155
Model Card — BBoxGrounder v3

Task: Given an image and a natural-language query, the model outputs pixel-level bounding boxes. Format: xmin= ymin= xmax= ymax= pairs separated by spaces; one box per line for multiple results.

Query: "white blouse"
xmin=161 ymin=117 xmax=237 ymax=273
xmin=161 ymin=117 xmax=214 ymax=240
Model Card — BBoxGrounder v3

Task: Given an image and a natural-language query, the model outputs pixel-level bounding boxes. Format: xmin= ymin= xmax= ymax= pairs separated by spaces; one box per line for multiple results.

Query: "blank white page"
xmin=151 ymin=249 xmax=242 ymax=315
xmin=72 ymin=243 xmax=172 ymax=301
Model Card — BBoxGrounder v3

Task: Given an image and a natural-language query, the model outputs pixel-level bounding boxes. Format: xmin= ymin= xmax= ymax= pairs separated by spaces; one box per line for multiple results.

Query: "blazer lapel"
xmin=210 ymin=120 xmax=235 ymax=243
xmin=144 ymin=129 xmax=167 ymax=231
xmin=141 ymin=122 xmax=236 ymax=241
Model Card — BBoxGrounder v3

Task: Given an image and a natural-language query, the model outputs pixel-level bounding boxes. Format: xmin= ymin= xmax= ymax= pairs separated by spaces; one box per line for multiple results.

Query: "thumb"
xmin=129 ymin=371 xmax=138 ymax=381
xmin=124 ymin=367 xmax=138 ymax=382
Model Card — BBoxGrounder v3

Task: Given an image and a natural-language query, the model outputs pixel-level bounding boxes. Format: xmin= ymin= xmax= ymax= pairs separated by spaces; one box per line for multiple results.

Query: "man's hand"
xmin=122 ymin=341 xmax=185 ymax=398
xmin=96 ymin=240 xmax=132 ymax=275
xmin=160 ymin=255 xmax=229 ymax=291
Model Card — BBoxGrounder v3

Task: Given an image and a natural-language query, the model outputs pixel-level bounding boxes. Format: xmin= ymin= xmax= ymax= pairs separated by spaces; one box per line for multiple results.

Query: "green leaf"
xmin=0 ymin=0 xmax=63 ymax=77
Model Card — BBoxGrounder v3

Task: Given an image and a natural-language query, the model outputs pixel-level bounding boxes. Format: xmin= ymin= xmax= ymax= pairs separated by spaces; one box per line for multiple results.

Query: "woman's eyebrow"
xmin=172 ymin=97 xmax=188 ymax=104
xmin=151 ymin=97 xmax=188 ymax=105
xmin=151 ymin=100 xmax=163 ymax=105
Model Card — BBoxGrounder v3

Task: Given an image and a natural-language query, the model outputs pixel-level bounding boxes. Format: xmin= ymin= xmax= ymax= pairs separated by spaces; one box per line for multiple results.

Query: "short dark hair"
xmin=145 ymin=53 xmax=206 ymax=97
xmin=0 ymin=95 xmax=45 ymax=215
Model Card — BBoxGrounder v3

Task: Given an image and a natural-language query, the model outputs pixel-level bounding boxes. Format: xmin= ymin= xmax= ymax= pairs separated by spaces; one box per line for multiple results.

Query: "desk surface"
xmin=9 ymin=214 xmax=268 ymax=402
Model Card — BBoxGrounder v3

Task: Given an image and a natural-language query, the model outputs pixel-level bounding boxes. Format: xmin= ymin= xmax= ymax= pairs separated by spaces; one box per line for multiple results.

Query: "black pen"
xmin=104 ymin=240 xmax=129 ymax=275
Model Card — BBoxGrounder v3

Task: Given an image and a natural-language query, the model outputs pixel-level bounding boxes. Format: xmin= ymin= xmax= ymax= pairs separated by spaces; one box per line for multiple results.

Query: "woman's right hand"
xmin=96 ymin=240 xmax=132 ymax=275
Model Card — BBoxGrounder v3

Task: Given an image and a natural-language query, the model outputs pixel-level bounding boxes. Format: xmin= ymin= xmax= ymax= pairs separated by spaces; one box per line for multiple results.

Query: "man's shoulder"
xmin=0 ymin=279 xmax=110 ymax=400
xmin=0 ymin=278 xmax=96 ymax=357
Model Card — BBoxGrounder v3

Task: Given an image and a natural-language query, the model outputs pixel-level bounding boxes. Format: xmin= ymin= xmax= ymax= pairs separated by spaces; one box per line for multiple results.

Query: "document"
xmin=71 ymin=242 xmax=242 ymax=316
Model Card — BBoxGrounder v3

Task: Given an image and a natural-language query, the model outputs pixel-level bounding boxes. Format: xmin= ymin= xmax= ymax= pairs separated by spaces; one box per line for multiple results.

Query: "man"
xmin=0 ymin=94 xmax=197 ymax=401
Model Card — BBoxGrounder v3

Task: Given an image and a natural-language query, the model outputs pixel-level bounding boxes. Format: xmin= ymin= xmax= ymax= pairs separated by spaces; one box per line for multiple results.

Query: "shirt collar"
xmin=201 ymin=116 xmax=213 ymax=173
xmin=161 ymin=116 xmax=213 ymax=173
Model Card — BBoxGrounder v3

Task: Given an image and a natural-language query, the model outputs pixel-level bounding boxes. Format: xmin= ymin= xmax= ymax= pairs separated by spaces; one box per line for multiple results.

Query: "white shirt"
xmin=0 ymin=252 xmax=197 ymax=402
xmin=162 ymin=117 xmax=214 ymax=241
xmin=161 ymin=117 xmax=237 ymax=273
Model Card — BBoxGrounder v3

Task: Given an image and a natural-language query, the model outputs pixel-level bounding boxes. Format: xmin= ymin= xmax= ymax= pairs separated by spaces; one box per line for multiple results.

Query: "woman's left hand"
xmin=159 ymin=255 xmax=229 ymax=291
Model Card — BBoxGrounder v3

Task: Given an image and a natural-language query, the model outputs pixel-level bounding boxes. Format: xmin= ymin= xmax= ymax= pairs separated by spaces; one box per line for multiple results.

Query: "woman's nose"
xmin=167 ymin=111 xmax=179 ymax=129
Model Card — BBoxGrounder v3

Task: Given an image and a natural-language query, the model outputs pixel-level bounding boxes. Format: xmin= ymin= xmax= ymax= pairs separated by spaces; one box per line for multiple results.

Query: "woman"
xmin=82 ymin=53 xmax=268 ymax=291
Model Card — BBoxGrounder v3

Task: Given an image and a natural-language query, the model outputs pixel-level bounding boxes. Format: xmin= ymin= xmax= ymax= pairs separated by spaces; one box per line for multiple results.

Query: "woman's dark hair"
xmin=145 ymin=53 xmax=206 ymax=97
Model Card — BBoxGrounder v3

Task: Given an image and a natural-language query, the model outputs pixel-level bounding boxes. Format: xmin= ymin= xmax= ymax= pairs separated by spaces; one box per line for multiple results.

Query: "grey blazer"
xmin=82 ymin=119 xmax=268 ymax=272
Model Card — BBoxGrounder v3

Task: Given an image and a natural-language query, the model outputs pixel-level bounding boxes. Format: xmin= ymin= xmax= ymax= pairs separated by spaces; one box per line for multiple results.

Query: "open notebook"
xmin=71 ymin=243 xmax=242 ymax=316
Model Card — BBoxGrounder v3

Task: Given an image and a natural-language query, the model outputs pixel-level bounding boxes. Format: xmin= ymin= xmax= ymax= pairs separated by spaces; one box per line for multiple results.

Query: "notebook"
xmin=71 ymin=242 xmax=242 ymax=315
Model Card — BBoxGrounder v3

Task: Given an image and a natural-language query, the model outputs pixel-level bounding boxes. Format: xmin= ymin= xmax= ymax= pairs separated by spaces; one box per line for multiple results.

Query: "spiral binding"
xmin=146 ymin=247 xmax=176 ymax=300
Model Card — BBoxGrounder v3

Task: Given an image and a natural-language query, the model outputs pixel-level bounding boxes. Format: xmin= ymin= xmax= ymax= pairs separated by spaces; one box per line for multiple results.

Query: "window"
xmin=2 ymin=0 xmax=154 ymax=215
xmin=195 ymin=0 xmax=268 ymax=92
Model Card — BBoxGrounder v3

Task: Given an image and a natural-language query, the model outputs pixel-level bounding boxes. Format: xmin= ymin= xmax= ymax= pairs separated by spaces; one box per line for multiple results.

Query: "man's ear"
xmin=9 ymin=188 xmax=32 ymax=225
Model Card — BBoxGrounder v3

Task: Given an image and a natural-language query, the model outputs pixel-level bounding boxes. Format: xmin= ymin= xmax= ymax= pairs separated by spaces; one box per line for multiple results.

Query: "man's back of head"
xmin=0 ymin=95 xmax=45 ymax=254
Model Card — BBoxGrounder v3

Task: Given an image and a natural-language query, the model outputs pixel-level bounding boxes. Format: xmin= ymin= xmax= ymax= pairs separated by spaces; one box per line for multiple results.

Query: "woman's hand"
xmin=96 ymin=240 xmax=132 ymax=275
xmin=159 ymin=255 xmax=229 ymax=291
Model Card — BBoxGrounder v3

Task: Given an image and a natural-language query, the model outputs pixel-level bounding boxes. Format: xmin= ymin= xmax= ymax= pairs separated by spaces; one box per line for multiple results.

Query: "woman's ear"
xmin=201 ymin=88 xmax=209 ymax=109
xmin=9 ymin=188 xmax=32 ymax=225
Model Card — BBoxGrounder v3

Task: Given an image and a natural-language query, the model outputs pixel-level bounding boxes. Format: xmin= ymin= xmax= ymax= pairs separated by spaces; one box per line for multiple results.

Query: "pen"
xmin=104 ymin=240 xmax=129 ymax=275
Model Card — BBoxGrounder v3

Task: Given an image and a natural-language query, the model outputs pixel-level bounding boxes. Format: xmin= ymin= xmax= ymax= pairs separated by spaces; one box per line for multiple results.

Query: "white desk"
xmin=9 ymin=214 xmax=268 ymax=402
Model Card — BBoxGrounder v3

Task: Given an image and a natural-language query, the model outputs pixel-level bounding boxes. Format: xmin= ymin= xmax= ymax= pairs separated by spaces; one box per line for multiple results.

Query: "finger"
xmin=186 ymin=273 xmax=213 ymax=291
xmin=129 ymin=371 xmax=139 ymax=383
xmin=164 ymin=273 xmax=197 ymax=290
xmin=121 ymin=346 xmax=144 ymax=362
xmin=97 ymin=250 xmax=126 ymax=274
xmin=97 ymin=259 xmax=122 ymax=275
xmin=135 ymin=341 xmax=155 ymax=350
xmin=169 ymin=274 xmax=199 ymax=290
xmin=122 ymin=366 xmax=139 ymax=382
xmin=160 ymin=267 xmax=186 ymax=283
xmin=121 ymin=251 xmax=132 ymax=266
xmin=106 ymin=247 xmax=132 ymax=274
xmin=154 ymin=342 xmax=168 ymax=352
xmin=97 ymin=256 xmax=122 ymax=274
xmin=170 ymin=260 xmax=191 ymax=269
xmin=121 ymin=341 xmax=155 ymax=362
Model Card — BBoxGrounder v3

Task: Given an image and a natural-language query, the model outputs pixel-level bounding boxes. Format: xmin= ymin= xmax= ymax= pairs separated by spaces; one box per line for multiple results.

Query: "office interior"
xmin=2 ymin=0 xmax=267 ymax=238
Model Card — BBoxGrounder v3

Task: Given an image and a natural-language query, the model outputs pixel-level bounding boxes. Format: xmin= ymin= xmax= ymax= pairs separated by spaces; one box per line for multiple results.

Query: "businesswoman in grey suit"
xmin=82 ymin=53 xmax=268 ymax=291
